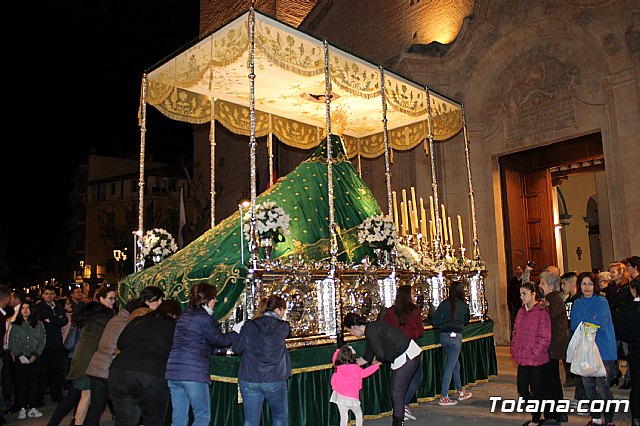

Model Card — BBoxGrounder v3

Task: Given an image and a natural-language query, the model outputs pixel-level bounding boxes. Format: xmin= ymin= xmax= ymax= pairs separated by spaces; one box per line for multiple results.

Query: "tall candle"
xmin=401 ymin=190 xmax=409 ymax=236
xmin=420 ymin=207 xmax=427 ymax=236
xmin=410 ymin=204 xmax=419 ymax=234
xmin=410 ymin=187 xmax=418 ymax=220
xmin=429 ymin=220 xmax=436 ymax=242
xmin=400 ymin=201 xmax=407 ymax=236
xmin=439 ymin=218 xmax=445 ymax=242
xmin=457 ymin=215 xmax=464 ymax=246
xmin=429 ymin=196 xmax=435 ymax=223
xmin=392 ymin=191 xmax=399 ymax=231
xmin=448 ymin=216 xmax=454 ymax=247
xmin=441 ymin=204 xmax=448 ymax=242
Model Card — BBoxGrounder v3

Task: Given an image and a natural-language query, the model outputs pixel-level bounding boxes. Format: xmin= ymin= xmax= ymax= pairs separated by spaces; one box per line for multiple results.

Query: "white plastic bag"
xmin=566 ymin=321 xmax=584 ymax=364
xmin=568 ymin=321 xmax=606 ymax=377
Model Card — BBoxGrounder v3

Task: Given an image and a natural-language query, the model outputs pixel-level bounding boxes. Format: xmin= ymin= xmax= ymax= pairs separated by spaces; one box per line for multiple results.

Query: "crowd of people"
xmin=507 ymin=256 xmax=640 ymax=426
xmin=0 ymin=255 xmax=635 ymax=426
xmin=0 ymin=277 xmax=474 ymax=426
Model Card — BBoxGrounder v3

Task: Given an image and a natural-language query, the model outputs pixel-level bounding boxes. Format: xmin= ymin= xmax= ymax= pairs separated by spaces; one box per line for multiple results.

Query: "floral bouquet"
xmin=140 ymin=228 xmax=179 ymax=267
xmin=396 ymin=244 xmax=423 ymax=271
xmin=243 ymin=201 xmax=291 ymax=243
xmin=357 ymin=214 xmax=398 ymax=251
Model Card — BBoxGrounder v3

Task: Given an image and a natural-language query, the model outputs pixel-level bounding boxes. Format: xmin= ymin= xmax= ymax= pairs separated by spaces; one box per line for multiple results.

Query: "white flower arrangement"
xmin=357 ymin=214 xmax=398 ymax=250
xmin=140 ymin=228 xmax=178 ymax=266
xmin=396 ymin=244 xmax=423 ymax=271
xmin=243 ymin=201 xmax=291 ymax=242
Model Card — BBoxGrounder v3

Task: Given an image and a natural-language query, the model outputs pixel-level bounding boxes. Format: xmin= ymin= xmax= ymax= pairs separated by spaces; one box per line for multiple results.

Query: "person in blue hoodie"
xmin=570 ymin=271 xmax=617 ymax=426
xmin=233 ymin=294 xmax=291 ymax=426
xmin=165 ymin=283 xmax=238 ymax=426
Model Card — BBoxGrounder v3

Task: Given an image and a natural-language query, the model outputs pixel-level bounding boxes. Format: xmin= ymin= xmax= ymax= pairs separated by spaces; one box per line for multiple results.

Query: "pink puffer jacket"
xmin=510 ymin=301 xmax=551 ymax=366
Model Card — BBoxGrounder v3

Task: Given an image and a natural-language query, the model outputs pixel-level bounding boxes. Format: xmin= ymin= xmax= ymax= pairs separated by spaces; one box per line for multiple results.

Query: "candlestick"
xmin=447 ymin=216 xmax=454 ymax=247
xmin=420 ymin=206 xmax=427 ymax=236
xmin=457 ymin=214 xmax=464 ymax=246
xmin=392 ymin=191 xmax=399 ymax=232
xmin=441 ymin=204 xmax=448 ymax=242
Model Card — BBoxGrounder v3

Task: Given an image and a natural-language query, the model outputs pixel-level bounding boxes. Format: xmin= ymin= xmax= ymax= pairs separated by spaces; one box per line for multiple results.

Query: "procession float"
xmin=120 ymin=8 xmax=497 ymax=425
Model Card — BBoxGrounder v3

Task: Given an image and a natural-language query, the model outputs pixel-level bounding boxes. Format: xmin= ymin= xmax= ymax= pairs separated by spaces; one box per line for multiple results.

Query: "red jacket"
xmin=510 ymin=301 xmax=551 ymax=366
xmin=383 ymin=306 xmax=424 ymax=340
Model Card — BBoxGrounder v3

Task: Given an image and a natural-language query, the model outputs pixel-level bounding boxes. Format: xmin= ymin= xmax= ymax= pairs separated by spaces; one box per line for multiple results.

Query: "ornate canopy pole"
xmin=248 ymin=8 xmax=258 ymax=269
xmin=379 ymin=66 xmax=393 ymax=219
xmin=424 ymin=87 xmax=442 ymax=258
xmin=244 ymin=7 xmax=259 ymax=318
xmin=268 ymin=114 xmax=274 ymax=187
xmin=324 ymin=40 xmax=341 ymax=338
xmin=462 ymin=105 xmax=481 ymax=261
xmin=135 ymin=73 xmax=148 ymax=272
xmin=210 ymin=97 xmax=216 ymax=229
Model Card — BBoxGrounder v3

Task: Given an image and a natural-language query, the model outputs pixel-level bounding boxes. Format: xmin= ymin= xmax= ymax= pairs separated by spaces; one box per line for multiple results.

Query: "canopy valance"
xmin=146 ymin=10 xmax=463 ymax=158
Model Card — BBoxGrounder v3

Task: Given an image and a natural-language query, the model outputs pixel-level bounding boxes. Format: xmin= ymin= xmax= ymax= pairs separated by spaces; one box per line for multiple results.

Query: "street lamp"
xmin=113 ymin=248 xmax=128 ymax=282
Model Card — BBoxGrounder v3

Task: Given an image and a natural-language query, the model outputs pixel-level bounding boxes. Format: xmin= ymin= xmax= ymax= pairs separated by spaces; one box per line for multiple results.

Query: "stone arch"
xmin=464 ymin=22 xmax=613 ymax=123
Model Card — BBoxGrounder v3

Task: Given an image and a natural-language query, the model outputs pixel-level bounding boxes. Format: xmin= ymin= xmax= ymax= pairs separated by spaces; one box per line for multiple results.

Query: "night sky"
xmin=1 ymin=0 xmax=200 ymax=284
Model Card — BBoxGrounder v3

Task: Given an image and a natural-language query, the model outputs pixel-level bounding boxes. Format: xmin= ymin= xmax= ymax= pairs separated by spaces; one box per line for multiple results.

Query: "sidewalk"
xmin=365 ymin=345 xmax=632 ymax=426
xmin=4 ymin=345 xmax=632 ymax=425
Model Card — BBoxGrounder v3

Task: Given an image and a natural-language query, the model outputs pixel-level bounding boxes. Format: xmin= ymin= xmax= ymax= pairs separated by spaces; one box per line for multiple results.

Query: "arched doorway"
xmin=499 ymin=132 xmax=611 ymax=278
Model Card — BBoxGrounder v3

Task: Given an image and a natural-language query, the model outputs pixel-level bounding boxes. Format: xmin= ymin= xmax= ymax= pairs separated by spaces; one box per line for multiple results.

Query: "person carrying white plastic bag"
xmin=569 ymin=272 xmax=617 ymax=426
xmin=566 ymin=321 xmax=606 ymax=377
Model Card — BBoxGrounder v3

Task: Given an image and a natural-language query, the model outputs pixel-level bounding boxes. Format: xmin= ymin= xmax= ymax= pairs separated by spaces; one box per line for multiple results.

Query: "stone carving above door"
xmin=482 ymin=43 xmax=604 ymax=146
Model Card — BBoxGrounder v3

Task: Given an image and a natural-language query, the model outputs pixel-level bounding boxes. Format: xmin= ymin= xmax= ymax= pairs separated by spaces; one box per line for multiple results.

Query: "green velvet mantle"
xmin=208 ymin=320 xmax=497 ymax=425
xmin=120 ymin=135 xmax=381 ymax=320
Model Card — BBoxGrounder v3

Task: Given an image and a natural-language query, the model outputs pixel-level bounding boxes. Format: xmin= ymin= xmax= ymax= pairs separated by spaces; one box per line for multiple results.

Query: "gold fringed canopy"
xmin=146 ymin=10 xmax=463 ymax=158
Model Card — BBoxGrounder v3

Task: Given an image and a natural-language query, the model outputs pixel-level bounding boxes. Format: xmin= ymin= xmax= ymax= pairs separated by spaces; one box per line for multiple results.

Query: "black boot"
xmin=391 ymin=416 xmax=404 ymax=426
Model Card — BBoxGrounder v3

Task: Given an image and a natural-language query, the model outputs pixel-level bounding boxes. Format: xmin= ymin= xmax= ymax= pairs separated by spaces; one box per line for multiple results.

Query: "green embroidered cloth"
xmin=208 ymin=320 xmax=497 ymax=425
xmin=120 ymin=135 xmax=382 ymax=318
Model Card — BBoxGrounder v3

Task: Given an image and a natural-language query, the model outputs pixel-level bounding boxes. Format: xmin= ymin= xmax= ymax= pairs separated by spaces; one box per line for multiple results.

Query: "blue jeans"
xmin=239 ymin=380 xmax=288 ymax=426
xmin=168 ymin=380 xmax=211 ymax=426
xmin=440 ymin=332 xmax=463 ymax=396
xmin=581 ymin=359 xmax=615 ymax=424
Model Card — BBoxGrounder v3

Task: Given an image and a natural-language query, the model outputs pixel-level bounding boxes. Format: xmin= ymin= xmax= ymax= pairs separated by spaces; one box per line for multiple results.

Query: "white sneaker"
xmin=27 ymin=408 xmax=43 ymax=418
xmin=404 ymin=405 xmax=417 ymax=420
xmin=17 ymin=408 xmax=26 ymax=419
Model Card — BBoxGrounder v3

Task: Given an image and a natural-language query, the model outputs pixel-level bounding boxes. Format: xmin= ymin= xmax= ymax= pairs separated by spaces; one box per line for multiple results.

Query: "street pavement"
xmin=4 ymin=345 xmax=632 ymax=425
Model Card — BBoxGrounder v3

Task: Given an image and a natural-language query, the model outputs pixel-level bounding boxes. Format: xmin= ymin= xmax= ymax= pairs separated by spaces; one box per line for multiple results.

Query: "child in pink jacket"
xmin=330 ymin=345 xmax=380 ymax=426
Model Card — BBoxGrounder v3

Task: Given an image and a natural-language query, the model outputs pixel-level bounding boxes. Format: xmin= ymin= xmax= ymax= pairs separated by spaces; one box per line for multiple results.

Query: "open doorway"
xmin=499 ymin=132 xmax=612 ymax=278
xmin=553 ymin=163 xmax=613 ymax=273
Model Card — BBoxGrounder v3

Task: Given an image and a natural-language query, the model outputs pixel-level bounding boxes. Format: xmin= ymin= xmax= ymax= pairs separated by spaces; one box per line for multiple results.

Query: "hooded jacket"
xmin=361 ymin=320 xmax=411 ymax=364
xmin=67 ymin=301 xmax=114 ymax=380
xmin=330 ymin=348 xmax=379 ymax=399
xmin=233 ymin=311 xmax=291 ymax=383
xmin=570 ymin=294 xmax=617 ymax=361
xmin=165 ymin=307 xmax=237 ymax=383
xmin=510 ymin=301 xmax=551 ymax=366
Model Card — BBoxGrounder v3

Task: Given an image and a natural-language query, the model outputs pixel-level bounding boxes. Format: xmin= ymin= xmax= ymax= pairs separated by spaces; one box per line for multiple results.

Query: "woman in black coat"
xmin=343 ymin=313 xmax=421 ymax=426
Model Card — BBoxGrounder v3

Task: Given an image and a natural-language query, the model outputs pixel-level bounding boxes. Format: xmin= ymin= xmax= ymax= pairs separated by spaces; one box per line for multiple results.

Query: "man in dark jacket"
xmin=34 ymin=286 xmax=68 ymax=405
xmin=539 ymin=271 xmax=568 ymax=425
xmin=507 ymin=265 xmax=524 ymax=337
